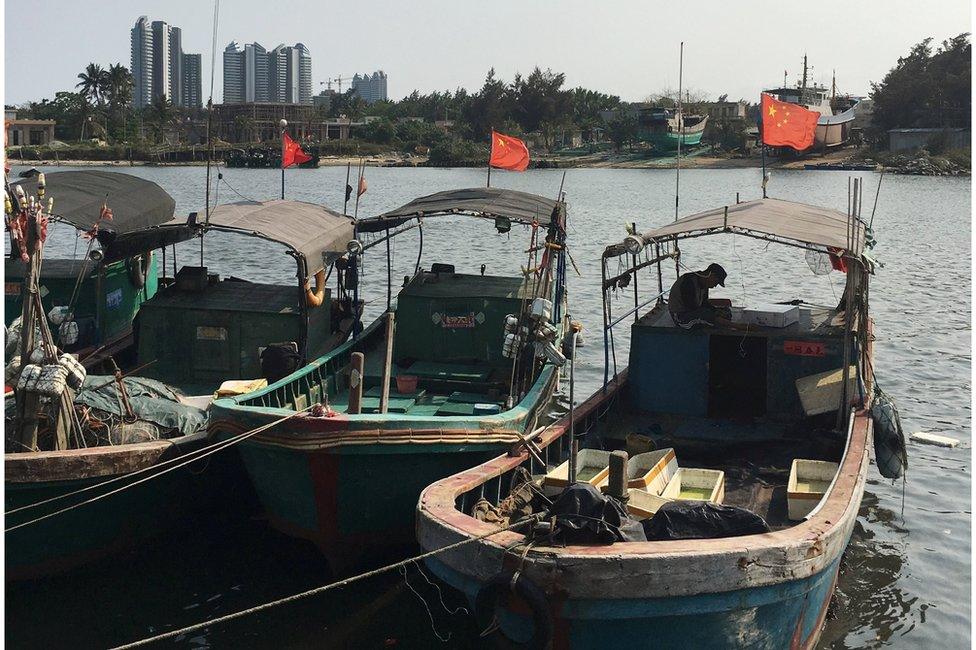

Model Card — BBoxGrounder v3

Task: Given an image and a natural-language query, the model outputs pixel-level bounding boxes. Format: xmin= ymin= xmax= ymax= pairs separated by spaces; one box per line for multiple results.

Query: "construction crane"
xmin=320 ymin=75 xmax=355 ymax=94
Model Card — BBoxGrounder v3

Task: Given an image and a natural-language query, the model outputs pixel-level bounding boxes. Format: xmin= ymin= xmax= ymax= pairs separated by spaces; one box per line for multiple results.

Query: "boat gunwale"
xmin=4 ymin=430 xmax=208 ymax=483
xmin=416 ymin=371 xmax=871 ymax=597
xmin=209 ymin=363 xmax=559 ymax=449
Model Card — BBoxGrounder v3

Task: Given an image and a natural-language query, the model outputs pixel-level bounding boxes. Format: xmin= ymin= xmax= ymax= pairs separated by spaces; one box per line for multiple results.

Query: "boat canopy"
xmin=605 ymin=198 xmax=866 ymax=258
xmin=204 ymin=200 xmax=354 ymax=273
xmin=357 ymin=187 xmax=563 ymax=233
xmin=11 ymin=170 xmax=180 ymax=261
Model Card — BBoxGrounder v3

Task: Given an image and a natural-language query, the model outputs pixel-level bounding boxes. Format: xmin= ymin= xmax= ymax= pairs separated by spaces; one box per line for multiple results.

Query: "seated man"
xmin=668 ymin=262 xmax=736 ymax=329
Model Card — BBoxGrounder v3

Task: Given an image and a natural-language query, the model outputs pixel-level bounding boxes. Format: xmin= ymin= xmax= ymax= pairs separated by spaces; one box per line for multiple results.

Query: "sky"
xmin=3 ymin=0 xmax=972 ymax=106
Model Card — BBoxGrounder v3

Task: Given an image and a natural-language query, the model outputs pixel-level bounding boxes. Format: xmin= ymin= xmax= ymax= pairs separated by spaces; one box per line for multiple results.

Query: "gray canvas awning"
xmin=204 ymin=200 xmax=354 ymax=272
xmin=10 ymin=170 xmax=184 ymax=261
xmin=605 ymin=198 xmax=866 ymax=258
xmin=357 ymin=187 xmax=563 ymax=233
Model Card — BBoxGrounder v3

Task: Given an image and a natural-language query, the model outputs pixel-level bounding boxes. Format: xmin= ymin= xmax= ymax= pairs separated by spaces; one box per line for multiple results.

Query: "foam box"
xmin=739 ymin=303 xmax=799 ymax=328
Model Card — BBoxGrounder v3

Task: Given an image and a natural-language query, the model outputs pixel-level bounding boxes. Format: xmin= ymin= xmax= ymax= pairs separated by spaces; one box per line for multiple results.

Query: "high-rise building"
xmin=130 ymin=16 xmax=153 ymax=108
xmin=130 ymin=16 xmax=201 ymax=108
xmin=222 ymin=41 xmax=312 ymax=105
xmin=223 ymin=42 xmax=244 ymax=103
xmin=182 ymin=53 xmax=203 ymax=109
xmin=351 ymin=71 xmax=388 ymax=104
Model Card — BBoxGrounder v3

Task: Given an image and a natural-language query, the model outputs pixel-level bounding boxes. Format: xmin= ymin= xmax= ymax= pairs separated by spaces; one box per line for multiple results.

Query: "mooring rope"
xmin=109 ymin=514 xmax=542 ymax=650
xmin=5 ymin=405 xmax=314 ymax=529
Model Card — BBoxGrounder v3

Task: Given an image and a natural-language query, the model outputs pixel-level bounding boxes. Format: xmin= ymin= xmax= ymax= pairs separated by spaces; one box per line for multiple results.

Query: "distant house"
xmin=887 ymin=128 xmax=970 ymax=152
xmin=5 ymin=111 xmax=56 ymax=146
xmin=703 ymin=100 xmax=748 ymax=121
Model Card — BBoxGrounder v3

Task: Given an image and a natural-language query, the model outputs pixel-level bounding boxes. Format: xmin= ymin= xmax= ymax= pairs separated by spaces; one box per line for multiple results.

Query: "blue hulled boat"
xmin=417 ymin=191 xmax=893 ymax=649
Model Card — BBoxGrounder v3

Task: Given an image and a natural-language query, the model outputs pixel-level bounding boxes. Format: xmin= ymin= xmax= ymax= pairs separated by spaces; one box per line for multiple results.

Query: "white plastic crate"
xmin=661 ymin=468 xmax=725 ymax=504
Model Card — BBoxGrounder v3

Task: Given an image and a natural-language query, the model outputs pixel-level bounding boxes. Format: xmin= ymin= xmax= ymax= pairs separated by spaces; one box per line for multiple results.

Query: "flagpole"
xmin=758 ymin=96 xmax=768 ymax=198
xmin=353 ymin=158 xmax=364 ymax=221
xmin=674 ymin=41 xmax=683 ymax=223
xmin=280 ymin=118 xmax=287 ymax=200
xmin=487 ymin=130 xmax=492 ymax=188
xmin=343 ymin=162 xmax=351 ymax=216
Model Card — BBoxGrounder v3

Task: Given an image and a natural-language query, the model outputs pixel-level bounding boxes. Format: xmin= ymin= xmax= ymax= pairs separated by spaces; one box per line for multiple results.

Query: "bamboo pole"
xmin=379 ymin=312 xmax=395 ymax=414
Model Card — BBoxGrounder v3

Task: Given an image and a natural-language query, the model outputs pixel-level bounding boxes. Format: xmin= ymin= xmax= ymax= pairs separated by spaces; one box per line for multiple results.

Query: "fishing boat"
xmin=3 ymin=174 xmax=213 ymax=580
xmin=225 ymin=146 xmax=320 ymax=169
xmin=640 ymin=106 xmax=708 ymax=151
xmin=133 ymin=199 xmax=358 ymax=394
xmin=764 ymin=58 xmax=859 ymax=151
xmin=5 ymin=171 xmax=180 ymax=370
xmin=417 ymin=190 xmax=899 ymax=649
xmin=208 ymin=187 xmax=571 ymax=573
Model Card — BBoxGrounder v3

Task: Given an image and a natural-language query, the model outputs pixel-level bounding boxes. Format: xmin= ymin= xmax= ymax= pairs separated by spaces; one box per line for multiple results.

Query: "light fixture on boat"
xmin=494 ymin=215 xmax=511 ymax=233
xmin=89 ymin=248 xmax=104 ymax=262
xmin=346 ymin=239 xmax=364 ymax=256
xmin=624 ymin=234 xmax=644 ymax=255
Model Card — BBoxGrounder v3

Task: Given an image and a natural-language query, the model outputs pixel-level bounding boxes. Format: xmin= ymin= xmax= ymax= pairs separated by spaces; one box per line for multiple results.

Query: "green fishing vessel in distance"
xmin=209 ymin=187 xmax=572 ymax=573
xmin=642 ymin=107 xmax=708 ymax=150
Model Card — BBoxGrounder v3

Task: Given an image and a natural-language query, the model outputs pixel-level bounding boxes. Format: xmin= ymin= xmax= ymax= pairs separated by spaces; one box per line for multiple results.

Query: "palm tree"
xmin=105 ymin=63 xmax=133 ymax=139
xmin=150 ymin=94 xmax=175 ymax=144
xmin=76 ymin=63 xmax=107 ymax=106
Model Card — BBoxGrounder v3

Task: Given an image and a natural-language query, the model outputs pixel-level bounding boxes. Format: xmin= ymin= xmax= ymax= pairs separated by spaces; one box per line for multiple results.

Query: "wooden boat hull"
xmin=4 ymin=432 xmax=213 ymax=580
xmin=416 ymin=375 xmax=871 ymax=650
xmin=210 ymin=364 xmax=558 ymax=572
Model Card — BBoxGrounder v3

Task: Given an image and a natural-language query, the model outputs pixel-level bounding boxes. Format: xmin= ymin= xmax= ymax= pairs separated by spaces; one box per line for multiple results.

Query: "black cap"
xmin=705 ymin=263 xmax=727 ymax=286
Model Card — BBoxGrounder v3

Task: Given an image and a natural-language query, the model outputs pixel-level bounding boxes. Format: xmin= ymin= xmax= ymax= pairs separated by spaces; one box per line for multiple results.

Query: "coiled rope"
xmin=5 ymin=405 xmax=315 ymax=531
xmin=109 ymin=514 xmax=542 ymax=650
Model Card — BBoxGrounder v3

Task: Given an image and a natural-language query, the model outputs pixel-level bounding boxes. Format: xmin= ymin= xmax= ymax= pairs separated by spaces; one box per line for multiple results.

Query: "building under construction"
xmin=212 ymin=103 xmax=360 ymax=143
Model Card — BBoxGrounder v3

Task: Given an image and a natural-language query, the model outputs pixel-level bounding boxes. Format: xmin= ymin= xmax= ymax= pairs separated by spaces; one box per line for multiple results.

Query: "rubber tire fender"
xmin=475 ymin=569 xmax=553 ymax=650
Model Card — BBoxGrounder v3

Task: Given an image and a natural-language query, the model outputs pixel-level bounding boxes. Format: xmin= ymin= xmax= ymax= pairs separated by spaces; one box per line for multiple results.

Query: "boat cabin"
xmin=595 ymin=194 xmax=874 ymax=528
xmin=226 ymin=187 xmax=568 ymax=419
xmin=134 ymin=200 xmax=357 ymax=392
xmin=5 ymin=171 xmax=178 ymax=367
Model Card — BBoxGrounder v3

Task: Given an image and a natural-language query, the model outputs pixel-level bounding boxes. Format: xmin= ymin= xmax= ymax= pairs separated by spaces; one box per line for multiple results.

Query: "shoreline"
xmin=6 ymin=148 xmax=968 ymax=175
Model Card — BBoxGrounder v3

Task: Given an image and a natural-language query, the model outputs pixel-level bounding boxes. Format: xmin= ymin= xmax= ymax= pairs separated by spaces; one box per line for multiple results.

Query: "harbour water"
xmin=5 ymin=164 xmax=971 ymax=648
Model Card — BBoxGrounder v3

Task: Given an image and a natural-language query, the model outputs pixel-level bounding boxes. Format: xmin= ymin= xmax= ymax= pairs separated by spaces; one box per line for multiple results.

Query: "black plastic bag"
xmin=643 ymin=501 xmax=769 ymax=541
xmin=544 ymin=483 xmax=647 ymax=544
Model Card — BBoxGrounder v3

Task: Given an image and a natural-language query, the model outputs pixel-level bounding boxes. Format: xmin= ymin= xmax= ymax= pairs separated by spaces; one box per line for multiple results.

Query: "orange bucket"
xmin=395 ymin=375 xmax=418 ymax=393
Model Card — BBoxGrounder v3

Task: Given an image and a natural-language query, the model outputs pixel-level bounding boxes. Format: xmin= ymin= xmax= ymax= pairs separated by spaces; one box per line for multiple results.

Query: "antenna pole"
xmin=674 ymin=41 xmax=683 ymax=222
xmin=203 ymin=0 xmax=219 ymax=227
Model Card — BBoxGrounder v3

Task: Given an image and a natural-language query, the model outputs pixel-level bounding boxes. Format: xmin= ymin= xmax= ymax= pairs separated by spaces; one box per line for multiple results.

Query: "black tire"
xmin=474 ymin=570 xmax=553 ymax=650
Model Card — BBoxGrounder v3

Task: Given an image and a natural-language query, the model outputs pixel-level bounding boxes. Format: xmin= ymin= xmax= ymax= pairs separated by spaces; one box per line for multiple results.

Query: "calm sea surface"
xmin=5 ymin=164 xmax=971 ymax=649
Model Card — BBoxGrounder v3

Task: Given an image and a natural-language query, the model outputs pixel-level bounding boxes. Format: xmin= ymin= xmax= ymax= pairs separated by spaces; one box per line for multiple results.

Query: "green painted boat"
xmin=5 ymin=171 xmax=179 ymax=369
xmin=4 ymin=182 xmax=362 ymax=580
xmin=209 ymin=187 xmax=571 ymax=573
xmin=631 ymin=106 xmax=708 ymax=150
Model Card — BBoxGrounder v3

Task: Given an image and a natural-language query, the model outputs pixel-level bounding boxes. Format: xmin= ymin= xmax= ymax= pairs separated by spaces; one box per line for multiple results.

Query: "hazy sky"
xmin=4 ymin=0 xmax=972 ymax=106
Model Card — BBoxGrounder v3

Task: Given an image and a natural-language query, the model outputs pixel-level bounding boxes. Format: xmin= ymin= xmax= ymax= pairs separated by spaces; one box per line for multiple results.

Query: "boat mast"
xmin=203 ymin=0 xmax=220 ymax=229
xmin=674 ymin=41 xmax=683 ymax=223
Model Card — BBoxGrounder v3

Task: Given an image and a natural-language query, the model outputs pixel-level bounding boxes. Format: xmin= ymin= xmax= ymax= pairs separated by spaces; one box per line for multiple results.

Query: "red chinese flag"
xmin=761 ymin=93 xmax=819 ymax=151
xmin=489 ymin=130 xmax=530 ymax=171
xmin=282 ymin=132 xmax=312 ymax=168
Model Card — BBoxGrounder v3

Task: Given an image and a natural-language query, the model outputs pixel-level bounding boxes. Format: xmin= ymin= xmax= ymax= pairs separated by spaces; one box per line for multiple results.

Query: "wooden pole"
xmin=608 ymin=450 xmax=628 ymax=501
xmin=348 ymin=352 xmax=364 ymax=415
xmin=343 ymin=162 xmax=351 ymax=216
xmin=567 ymin=330 xmax=578 ymax=485
xmin=379 ymin=312 xmax=395 ymax=414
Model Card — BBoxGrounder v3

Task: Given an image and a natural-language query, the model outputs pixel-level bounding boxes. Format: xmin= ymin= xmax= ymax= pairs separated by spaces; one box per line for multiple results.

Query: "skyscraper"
xmin=130 ymin=16 xmax=201 ymax=108
xmin=223 ymin=42 xmax=244 ymax=103
xmin=130 ymin=16 xmax=153 ymax=108
xmin=351 ymin=71 xmax=388 ymax=104
xmin=222 ymin=41 xmax=312 ymax=105
xmin=182 ymin=53 xmax=203 ymax=109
